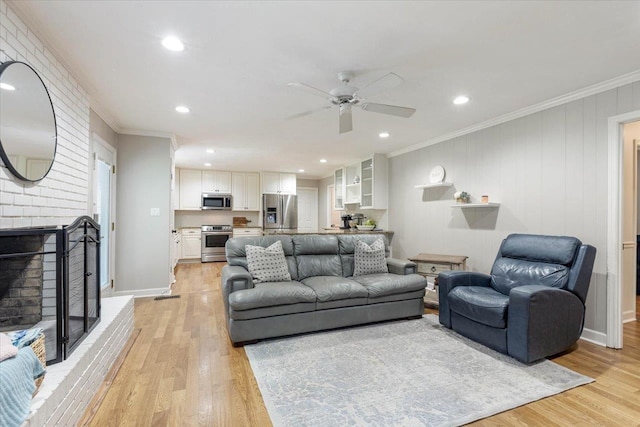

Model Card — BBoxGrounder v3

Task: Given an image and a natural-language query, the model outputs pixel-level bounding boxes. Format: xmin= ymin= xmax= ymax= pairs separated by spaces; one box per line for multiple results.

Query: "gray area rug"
xmin=245 ymin=314 xmax=593 ymax=427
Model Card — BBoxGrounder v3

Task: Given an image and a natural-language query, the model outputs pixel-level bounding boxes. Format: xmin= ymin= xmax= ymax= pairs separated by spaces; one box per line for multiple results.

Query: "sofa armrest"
xmin=221 ymin=265 xmax=254 ymax=322
xmin=386 ymin=258 xmax=417 ymax=275
xmin=438 ymin=271 xmax=492 ymax=328
xmin=507 ymin=285 xmax=585 ymax=363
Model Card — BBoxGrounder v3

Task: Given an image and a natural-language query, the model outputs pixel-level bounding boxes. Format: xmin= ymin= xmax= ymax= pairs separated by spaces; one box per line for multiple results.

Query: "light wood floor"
xmin=89 ymin=263 xmax=640 ymax=426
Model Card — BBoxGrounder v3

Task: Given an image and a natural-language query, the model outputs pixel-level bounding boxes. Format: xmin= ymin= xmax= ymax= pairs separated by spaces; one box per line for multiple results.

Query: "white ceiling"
xmin=12 ymin=0 xmax=640 ymax=178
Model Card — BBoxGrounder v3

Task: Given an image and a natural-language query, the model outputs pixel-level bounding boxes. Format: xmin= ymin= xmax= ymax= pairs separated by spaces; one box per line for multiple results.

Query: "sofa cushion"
xmin=490 ymin=258 xmax=569 ymax=296
xmin=338 ymin=235 xmax=389 ymax=277
xmin=229 ymin=281 xmax=316 ymax=311
xmin=301 ymin=276 xmax=368 ymax=302
xmin=226 ymin=236 xmax=298 ymax=280
xmin=351 ymin=273 xmax=427 ymax=298
xmin=230 ymin=302 xmax=316 ymax=320
xmin=246 ymin=240 xmax=292 ymax=284
xmin=448 ymin=286 xmax=509 ymax=329
xmin=353 ymin=238 xmax=388 ymax=276
xmin=293 ymin=235 xmax=343 ymax=279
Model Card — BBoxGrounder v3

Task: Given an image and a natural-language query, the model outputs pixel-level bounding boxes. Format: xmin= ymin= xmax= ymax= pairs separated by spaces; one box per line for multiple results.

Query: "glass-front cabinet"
xmin=334 ymin=167 xmax=345 ymax=210
xmin=360 ymin=158 xmax=374 ymax=208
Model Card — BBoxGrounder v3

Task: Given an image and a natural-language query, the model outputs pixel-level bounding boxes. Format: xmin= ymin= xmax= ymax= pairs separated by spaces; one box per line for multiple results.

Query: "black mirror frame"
xmin=0 ymin=60 xmax=58 ymax=183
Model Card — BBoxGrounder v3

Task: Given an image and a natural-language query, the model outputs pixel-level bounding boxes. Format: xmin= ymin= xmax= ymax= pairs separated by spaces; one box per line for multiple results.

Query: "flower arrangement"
xmin=454 ymin=191 xmax=470 ymax=203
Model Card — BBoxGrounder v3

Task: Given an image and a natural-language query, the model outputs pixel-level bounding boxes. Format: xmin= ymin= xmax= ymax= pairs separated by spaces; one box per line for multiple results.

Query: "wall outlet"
xmin=150 ymin=208 xmax=160 ymax=217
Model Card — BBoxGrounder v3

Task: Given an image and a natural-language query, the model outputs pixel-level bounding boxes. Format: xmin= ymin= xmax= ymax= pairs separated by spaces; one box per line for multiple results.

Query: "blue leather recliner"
xmin=438 ymin=234 xmax=596 ymax=363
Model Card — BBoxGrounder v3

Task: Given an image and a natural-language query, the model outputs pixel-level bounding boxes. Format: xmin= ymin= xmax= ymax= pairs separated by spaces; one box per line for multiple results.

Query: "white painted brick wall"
xmin=0 ymin=0 xmax=90 ymax=228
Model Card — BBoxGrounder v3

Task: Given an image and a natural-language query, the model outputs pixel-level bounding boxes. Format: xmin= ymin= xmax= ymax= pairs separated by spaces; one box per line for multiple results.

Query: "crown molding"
xmin=7 ymin=0 xmax=122 ymax=132
xmin=388 ymin=69 xmax=640 ymax=158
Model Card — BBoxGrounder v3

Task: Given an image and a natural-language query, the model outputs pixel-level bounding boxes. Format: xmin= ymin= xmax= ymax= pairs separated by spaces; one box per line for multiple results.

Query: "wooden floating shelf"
xmin=451 ymin=202 xmax=500 ymax=208
xmin=414 ymin=182 xmax=453 ymax=189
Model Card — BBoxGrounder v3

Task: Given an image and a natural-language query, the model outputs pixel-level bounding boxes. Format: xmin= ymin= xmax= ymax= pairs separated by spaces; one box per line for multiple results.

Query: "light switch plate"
xmin=150 ymin=208 xmax=160 ymax=217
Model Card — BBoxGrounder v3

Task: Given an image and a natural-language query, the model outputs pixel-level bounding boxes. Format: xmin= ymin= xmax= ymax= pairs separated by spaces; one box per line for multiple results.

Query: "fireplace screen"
xmin=0 ymin=216 xmax=100 ymax=364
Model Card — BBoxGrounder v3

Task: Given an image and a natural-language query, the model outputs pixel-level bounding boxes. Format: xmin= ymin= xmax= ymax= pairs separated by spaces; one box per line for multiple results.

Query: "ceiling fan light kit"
xmin=288 ymin=71 xmax=416 ymax=134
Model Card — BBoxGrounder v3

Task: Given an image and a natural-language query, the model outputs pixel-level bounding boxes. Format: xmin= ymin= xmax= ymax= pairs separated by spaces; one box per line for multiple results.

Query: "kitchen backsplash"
xmin=175 ymin=211 xmax=260 ymax=228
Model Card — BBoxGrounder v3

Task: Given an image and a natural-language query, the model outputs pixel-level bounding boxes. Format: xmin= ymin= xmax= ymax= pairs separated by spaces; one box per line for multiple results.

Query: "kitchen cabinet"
xmin=233 ymin=228 xmax=263 ymax=237
xmin=202 ymin=171 xmax=232 ymax=193
xmin=180 ymin=228 xmax=201 ymax=260
xmin=359 ymin=154 xmax=388 ymax=209
xmin=179 ymin=169 xmax=202 ymax=210
xmin=334 ymin=168 xmax=345 ymax=210
xmin=262 ymin=172 xmax=296 ymax=195
xmin=232 ymin=172 xmax=260 ymax=211
xmin=344 ymin=162 xmax=361 ymax=205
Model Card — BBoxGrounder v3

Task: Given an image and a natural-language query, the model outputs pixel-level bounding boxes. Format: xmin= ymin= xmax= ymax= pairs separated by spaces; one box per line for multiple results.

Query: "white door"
xmin=297 ymin=187 xmax=318 ymax=233
xmin=92 ymin=135 xmax=116 ymax=294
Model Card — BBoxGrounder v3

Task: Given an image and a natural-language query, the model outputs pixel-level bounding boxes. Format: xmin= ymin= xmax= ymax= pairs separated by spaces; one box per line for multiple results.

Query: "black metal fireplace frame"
xmin=0 ymin=216 xmax=100 ymax=364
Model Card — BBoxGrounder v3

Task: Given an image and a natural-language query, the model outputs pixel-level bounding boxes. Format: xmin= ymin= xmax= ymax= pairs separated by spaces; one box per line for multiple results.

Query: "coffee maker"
xmin=340 ymin=214 xmax=352 ymax=229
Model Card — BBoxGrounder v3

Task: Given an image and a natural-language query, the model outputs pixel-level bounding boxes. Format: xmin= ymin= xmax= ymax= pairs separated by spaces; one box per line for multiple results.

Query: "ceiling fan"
xmin=287 ymin=71 xmax=416 ymax=134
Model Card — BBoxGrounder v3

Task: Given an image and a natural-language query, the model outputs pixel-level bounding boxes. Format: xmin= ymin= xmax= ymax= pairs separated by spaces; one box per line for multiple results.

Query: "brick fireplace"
xmin=0 ymin=217 xmax=100 ymax=364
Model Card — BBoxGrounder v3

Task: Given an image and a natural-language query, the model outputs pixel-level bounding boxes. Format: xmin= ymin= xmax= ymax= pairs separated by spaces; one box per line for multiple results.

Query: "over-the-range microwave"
xmin=201 ymin=193 xmax=232 ymax=210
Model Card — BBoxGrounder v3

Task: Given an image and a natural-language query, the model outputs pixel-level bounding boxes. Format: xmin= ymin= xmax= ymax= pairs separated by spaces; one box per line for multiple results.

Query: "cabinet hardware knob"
xmin=430 ymin=266 xmax=436 ymax=272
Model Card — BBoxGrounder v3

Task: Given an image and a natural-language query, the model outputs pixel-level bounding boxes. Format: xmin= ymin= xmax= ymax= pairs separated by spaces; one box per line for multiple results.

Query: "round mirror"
xmin=0 ymin=61 xmax=57 ymax=182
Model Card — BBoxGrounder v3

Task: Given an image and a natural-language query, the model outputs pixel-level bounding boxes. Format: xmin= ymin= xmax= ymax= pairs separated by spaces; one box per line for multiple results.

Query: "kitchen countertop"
xmin=263 ymin=229 xmax=393 ymax=235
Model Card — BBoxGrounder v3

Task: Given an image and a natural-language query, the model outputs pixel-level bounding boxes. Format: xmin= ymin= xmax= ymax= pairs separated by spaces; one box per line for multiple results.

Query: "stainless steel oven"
xmin=201 ymin=225 xmax=232 ymax=262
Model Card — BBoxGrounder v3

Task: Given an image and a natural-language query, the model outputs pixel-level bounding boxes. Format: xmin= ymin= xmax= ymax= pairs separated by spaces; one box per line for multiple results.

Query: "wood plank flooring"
xmin=89 ymin=263 xmax=640 ymax=426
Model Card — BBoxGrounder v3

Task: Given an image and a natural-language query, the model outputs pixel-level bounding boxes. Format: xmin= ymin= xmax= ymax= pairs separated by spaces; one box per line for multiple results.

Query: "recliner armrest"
xmin=386 ymin=258 xmax=417 ymax=275
xmin=438 ymin=271 xmax=492 ymax=328
xmin=507 ymin=285 xmax=585 ymax=363
xmin=221 ymin=265 xmax=254 ymax=323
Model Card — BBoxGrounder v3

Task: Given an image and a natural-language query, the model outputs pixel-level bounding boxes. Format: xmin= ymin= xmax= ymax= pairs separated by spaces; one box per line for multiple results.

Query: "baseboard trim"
xmin=622 ymin=310 xmax=637 ymax=324
xmin=112 ymin=286 xmax=171 ymax=298
xmin=579 ymin=328 xmax=607 ymax=347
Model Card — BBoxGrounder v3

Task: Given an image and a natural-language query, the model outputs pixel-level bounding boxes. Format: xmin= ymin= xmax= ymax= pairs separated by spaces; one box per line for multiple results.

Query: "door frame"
xmin=607 ymin=109 xmax=640 ymax=348
xmin=297 ymin=187 xmax=319 ymax=232
xmin=91 ymin=133 xmax=117 ymax=296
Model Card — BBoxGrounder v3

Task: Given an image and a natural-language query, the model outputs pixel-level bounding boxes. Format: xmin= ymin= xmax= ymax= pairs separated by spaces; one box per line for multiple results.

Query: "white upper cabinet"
xmin=202 ymin=171 xmax=232 ymax=193
xmin=334 ymin=167 xmax=345 ymax=210
xmin=359 ymin=154 xmax=388 ymax=209
xmin=232 ymin=172 xmax=260 ymax=211
xmin=262 ymin=172 xmax=297 ymax=195
xmin=179 ymin=169 xmax=202 ymax=210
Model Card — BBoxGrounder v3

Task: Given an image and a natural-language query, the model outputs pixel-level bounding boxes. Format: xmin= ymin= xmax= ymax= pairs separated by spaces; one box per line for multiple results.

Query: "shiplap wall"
xmin=0 ymin=0 xmax=90 ymax=228
xmin=388 ymin=82 xmax=640 ymax=335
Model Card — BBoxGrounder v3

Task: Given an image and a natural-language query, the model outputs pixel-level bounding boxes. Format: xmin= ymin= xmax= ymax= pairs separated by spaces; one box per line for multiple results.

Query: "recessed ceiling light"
xmin=298 ymin=169 xmax=305 ymax=173
xmin=0 ymin=82 xmax=16 ymax=91
xmin=453 ymin=95 xmax=470 ymax=105
xmin=320 ymin=159 xmax=327 ymax=163
xmin=175 ymin=105 xmax=190 ymax=113
xmin=206 ymin=149 xmax=215 ymax=153
xmin=379 ymin=132 xmax=390 ymax=138
xmin=162 ymin=36 xmax=184 ymax=52
xmin=204 ymin=163 xmax=211 ymax=167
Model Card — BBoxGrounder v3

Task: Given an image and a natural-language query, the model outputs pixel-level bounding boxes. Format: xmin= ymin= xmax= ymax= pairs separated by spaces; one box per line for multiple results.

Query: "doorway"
xmin=622 ymin=121 xmax=640 ymax=324
xmin=297 ymin=187 xmax=318 ymax=232
xmin=92 ymin=135 xmax=116 ymax=296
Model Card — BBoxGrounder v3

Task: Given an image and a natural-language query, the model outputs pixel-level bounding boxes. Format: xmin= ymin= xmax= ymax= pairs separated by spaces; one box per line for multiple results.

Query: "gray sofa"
xmin=222 ymin=234 xmax=427 ymax=345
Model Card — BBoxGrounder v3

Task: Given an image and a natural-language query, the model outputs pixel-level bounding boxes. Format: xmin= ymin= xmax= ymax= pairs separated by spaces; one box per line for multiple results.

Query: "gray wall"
xmin=388 ymin=81 xmax=640 ymax=336
xmin=90 ymin=109 xmax=118 ymax=149
xmin=115 ymin=134 xmax=172 ymax=295
xmin=297 ymin=178 xmax=319 ymax=189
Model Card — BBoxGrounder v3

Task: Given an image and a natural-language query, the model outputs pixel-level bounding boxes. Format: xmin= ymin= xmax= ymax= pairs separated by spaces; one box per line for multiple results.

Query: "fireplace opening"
xmin=0 ymin=217 xmax=100 ymax=364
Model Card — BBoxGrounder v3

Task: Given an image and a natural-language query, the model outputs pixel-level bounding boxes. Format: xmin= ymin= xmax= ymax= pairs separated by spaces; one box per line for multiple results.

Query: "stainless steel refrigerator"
xmin=263 ymin=194 xmax=297 ymax=231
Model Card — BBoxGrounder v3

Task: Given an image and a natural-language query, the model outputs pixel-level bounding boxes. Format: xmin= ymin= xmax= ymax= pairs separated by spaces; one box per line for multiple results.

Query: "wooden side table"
xmin=408 ymin=253 xmax=468 ymax=308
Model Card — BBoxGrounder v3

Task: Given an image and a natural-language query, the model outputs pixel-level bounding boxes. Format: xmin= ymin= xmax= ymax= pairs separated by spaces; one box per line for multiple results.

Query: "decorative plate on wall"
xmin=429 ymin=165 xmax=446 ymax=183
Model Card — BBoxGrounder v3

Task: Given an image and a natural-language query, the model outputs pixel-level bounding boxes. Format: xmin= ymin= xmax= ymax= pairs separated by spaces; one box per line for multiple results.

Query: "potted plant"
xmin=454 ymin=191 xmax=470 ymax=203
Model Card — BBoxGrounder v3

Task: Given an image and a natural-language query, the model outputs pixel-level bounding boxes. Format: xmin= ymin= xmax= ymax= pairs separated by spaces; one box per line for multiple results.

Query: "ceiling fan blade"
xmin=360 ymin=102 xmax=416 ymax=118
xmin=288 ymin=82 xmax=334 ymax=100
xmin=286 ymin=106 xmax=333 ymax=120
xmin=355 ymin=72 xmax=405 ymax=99
xmin=339 ymin=103 xmax=353 ymax=134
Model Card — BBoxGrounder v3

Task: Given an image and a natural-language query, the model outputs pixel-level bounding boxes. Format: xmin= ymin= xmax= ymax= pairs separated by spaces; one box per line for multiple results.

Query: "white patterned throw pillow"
xmin=245 ymin=240 xmax=292 ymax=284
xmin=353 ymin=238 xmax=388 ymax=276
